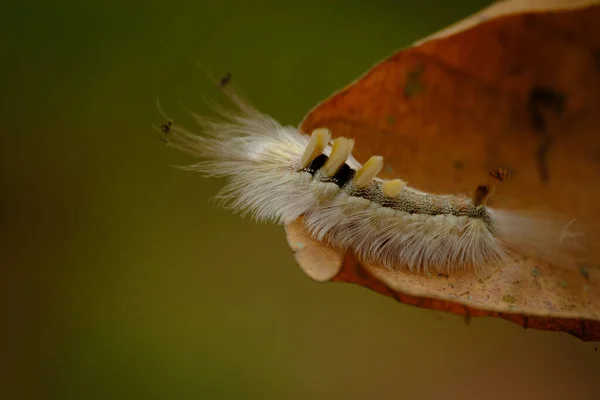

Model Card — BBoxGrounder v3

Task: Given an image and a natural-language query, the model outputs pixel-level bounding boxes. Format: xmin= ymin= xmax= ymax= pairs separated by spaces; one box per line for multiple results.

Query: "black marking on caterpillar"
xmin=323 ymin=163 xmax=356 ymax=188
xmin=302 ymin=154 xmax=328 ymax=175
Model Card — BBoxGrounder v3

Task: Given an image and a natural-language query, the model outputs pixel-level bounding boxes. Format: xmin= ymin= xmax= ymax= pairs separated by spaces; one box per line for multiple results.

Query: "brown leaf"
xmin=289 ymin=0 xmax=600 ymax=341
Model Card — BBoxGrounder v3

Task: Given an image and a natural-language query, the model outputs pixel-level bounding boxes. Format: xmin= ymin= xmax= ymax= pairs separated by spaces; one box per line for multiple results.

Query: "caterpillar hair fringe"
xmin=156 ymin=85 xmax=596 ymax=275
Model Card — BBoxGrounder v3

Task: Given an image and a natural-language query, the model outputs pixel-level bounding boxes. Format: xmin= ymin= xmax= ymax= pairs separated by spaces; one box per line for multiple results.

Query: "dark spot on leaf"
xmin=502 ymin=294 xmax=516 ymax=304
xmin=453 ymin=160 xmax=464 ymax=170
xmin=536 ymin=135 xmax=554 ymax=183
xmin=531 ymin=267 xmax=541 ymax=277
xmin=386 ymin=115 xmax=396 ymax=125
xmin=404 ymin=63 xmax=425 ymax=98
xmin=529 ymin=85 xmax=566 ymax=129
xmin=579 ymin=264 xmax=590 ymax=282
xmin=528 ymin=85 xmax=567 ymax=183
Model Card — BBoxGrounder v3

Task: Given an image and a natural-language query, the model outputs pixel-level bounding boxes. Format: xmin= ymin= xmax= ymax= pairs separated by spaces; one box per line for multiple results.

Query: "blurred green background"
xmin=2 ymin=0 xmax=599 ymax=399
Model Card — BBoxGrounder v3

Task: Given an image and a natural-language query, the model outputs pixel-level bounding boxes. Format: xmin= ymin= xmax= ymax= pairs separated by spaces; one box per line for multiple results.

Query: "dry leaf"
xmin=287 ymin=0 xmax=600 ymax=341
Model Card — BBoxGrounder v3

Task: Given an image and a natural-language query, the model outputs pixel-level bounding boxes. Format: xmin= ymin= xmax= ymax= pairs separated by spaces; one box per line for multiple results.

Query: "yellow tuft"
xmin=300 ymin=128 xmax=331 ymax=169
xmin=382 ymin=179 xmax=406 ymax=198
xmin=322 ymin=137 xmax=355 ymax=177
xmin=354 ymin=156 xmax=383 ymax=188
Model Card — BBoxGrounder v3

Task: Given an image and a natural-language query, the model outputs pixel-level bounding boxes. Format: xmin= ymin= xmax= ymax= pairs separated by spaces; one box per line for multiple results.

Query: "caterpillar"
xmin=157 ymin=89 xmax=591 ymax=275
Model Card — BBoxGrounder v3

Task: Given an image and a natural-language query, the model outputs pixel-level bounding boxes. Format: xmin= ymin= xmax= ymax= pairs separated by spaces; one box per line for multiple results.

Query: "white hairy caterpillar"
xmin=157 ymin=88 xmax=591 ymax=275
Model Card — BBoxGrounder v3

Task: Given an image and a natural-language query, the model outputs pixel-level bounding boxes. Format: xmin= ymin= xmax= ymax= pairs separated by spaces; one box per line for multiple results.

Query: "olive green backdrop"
xmin=2 ymin=0 xmax=599 ymax=399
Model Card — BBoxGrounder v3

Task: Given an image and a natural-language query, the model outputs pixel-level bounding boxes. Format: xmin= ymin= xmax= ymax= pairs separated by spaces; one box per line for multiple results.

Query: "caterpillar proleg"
xmin=158 ymin=88 xmax=593 ymax=275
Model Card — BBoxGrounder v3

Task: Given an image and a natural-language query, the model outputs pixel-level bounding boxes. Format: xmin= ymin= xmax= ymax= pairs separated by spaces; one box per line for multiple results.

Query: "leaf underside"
xmin=291 ymin=1 xmax=600 ymax=341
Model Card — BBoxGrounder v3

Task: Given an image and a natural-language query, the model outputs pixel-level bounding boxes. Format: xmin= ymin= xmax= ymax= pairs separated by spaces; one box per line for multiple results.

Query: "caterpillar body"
xmin=159 ymin=95 xmax=588 ymax=275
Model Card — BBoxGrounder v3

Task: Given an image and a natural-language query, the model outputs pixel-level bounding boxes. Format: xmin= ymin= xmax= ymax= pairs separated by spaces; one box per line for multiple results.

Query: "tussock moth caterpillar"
xmin=157 ymin=83 xmax=593 ymax=275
